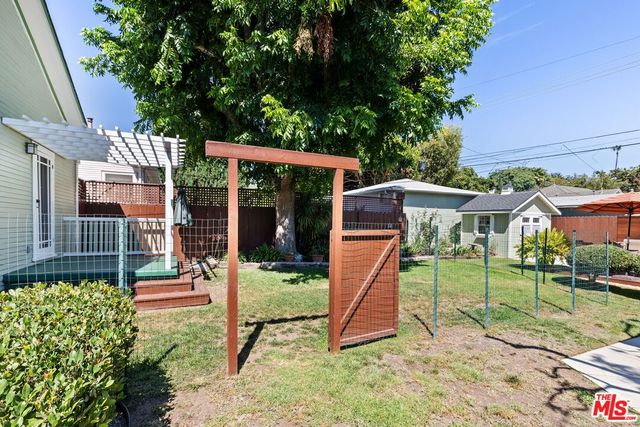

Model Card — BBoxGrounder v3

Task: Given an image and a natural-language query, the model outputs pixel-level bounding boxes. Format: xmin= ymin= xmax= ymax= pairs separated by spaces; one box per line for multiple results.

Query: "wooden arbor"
xmin=206 ymin=141 xmax=360 ymax=375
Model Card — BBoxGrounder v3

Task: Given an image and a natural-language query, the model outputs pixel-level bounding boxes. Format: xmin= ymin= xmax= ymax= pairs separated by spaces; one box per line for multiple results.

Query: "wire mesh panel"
xmin=436 ymin=224 xmax=488 ymax=329
xmin=338 ymin=230 xmax=399 ymax=347
xmin=568 ymin=230 xmax=610 ymax=307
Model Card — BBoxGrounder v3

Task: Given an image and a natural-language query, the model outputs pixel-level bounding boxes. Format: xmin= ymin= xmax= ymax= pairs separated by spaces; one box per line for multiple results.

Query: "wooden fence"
xmin=78 ymin=180 xmax=404 ymax=258
xmin=551 ymin=215 xmax=640 ymax=243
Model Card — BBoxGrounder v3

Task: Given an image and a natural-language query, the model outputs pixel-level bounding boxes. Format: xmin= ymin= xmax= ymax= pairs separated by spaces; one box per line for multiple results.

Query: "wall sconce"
xmin=25 ymin=142 xmax=37 ymax=155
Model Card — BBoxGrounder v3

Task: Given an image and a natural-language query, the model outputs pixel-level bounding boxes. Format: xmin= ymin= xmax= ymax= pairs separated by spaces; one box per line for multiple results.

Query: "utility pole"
xmin=612 ymin=145 xmax=622 ymax=169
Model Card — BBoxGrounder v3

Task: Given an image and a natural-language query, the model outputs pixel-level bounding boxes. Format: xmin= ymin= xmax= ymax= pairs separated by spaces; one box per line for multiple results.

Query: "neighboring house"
xmin=456 ymin=190 xmax=561 ymax=259
xmin=77 ymin=160 xmax=161 ymax=184
xmin=548 ymin=194 xmax=623 ymax=216
xmin=540 ymin=184 xmax=621 ymax=198
xmin=344 ymin=178 xmax=483 ymax=242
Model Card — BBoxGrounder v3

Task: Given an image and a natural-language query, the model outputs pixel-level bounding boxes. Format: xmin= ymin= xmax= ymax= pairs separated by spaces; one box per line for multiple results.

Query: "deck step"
xmin=134 ymin=281 xmax=210 ymax=311
xmin=131 ymin=270 xmax=193 ymax=295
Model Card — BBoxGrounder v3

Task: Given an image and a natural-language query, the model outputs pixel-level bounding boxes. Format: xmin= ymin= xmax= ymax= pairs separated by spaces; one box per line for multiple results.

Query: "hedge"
xmin=566 ymin=244 xmax=640 ymax=278
xmin=0 ymin=282 xmax=137 ymax=426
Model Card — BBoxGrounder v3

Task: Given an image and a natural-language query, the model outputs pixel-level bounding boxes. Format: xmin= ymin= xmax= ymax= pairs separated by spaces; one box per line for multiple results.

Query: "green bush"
xmin=516 ymin=228 xmax=570 ymax=265
xmin=566 ymin=244 xmax=640 ymax=280
xmin=0 ymin=282 xmax=137 ymax=426
xmin=250 ymin=243 xmax=283 ymax=262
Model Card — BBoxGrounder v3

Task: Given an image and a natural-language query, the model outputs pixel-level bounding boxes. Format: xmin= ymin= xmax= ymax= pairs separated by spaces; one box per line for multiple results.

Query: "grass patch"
xmin=127 ymin=260 xmax=640 ymax=425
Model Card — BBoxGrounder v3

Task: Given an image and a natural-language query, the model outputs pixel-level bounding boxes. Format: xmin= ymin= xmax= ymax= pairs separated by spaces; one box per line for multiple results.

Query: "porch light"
xmin=25 ymin=141 xmax=37 ymax=155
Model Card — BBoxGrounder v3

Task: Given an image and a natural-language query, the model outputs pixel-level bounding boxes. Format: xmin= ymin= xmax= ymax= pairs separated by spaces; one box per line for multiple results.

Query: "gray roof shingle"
xmin=456 ymin=191 xmax=538 ymax=213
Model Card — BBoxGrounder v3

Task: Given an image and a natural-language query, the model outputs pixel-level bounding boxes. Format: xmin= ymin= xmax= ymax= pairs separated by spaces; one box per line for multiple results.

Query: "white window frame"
xmin=520 ymin=214 xmax=544 ymax=236
xmin=103 ymin=172 xmax=135 ymax=183
xmin=473 ymin=214 xmax=494 ymax=237
xmin=32 ymin=145 xmax=55 ymax=261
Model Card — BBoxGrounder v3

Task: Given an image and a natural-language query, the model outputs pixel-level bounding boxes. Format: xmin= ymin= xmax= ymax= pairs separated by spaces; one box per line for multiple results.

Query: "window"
xmin=522 ymin=215 xmax=542 ymax=236
xmin=474 ymin=214 xmax=493 ymax=236
xmin=104 ymin=173 xmax=134 ymax=183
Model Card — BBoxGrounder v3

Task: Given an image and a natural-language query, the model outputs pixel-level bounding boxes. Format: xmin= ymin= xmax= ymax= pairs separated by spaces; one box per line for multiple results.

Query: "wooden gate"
xmin=335 ymin=229 xmax=400 ymax=347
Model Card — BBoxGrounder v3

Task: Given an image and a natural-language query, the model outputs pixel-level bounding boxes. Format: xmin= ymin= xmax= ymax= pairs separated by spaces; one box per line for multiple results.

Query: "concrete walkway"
xmin=564 ymin=337 xmax=640 ymax=411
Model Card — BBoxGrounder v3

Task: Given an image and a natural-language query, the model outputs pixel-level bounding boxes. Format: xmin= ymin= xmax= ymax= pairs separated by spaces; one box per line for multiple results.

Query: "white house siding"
xmin=404 ymin=192 xmax=476 ymax=242
xmin=0 ymin=0 xmax=82 ymax=283
xmin=78 ymin=160 xmax=145 ymax=183
xmin=0 ymin=126 xmax=77 ymax=280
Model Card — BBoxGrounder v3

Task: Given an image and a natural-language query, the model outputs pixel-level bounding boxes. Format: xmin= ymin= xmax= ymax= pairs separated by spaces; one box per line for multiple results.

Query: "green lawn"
xmin=127 ymin=259 xmax=640 ymax=426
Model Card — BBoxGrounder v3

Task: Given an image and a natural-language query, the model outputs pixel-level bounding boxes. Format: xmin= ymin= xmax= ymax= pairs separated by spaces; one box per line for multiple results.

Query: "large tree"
xmin=411 ymin=125 xmax=463 ymax=186
xmin=488 ymin=167 xmax=550 ymax=192
xmin=82 ymin=0 xmax=493 ymax=253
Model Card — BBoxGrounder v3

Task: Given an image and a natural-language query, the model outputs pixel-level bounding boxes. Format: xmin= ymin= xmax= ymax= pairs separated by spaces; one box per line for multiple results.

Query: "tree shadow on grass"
xmin=238 ymin=314 xmax=327 ymax=372
xmin=264 ymin=267 xmax=328 ymax=285
xmin=125 ymin=344 xmax=176 ymax=426
xmin=622 ymin=319 xmax=640 ymax=338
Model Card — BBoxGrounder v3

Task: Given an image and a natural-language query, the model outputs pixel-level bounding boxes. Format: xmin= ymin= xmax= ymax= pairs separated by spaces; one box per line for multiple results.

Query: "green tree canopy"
xmin=82 ymin=0 xmax=493 ymax=251
xmin=487 ymin=167 xmax=551 ymax=192
xmin=411 ymin=126 xmax=463 ymax=186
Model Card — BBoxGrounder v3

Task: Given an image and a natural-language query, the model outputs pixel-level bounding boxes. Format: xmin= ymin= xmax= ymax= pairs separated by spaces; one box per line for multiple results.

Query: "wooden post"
xmin=328 ymin=168 xmax=344 ymax=352
xmin=227 ymin=158 xmax=239 ymax=375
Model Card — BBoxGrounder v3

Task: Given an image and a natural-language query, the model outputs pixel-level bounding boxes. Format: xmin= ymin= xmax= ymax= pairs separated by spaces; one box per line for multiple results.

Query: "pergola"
xmin=205 ymin=141 xmax=360 ymax=375
xmin=2 ymin=116 xmax=186 ymax=270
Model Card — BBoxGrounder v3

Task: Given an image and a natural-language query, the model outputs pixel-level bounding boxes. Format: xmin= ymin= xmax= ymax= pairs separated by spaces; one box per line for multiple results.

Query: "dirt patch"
xmin=414 ymin=327 xmax=600 ymax=426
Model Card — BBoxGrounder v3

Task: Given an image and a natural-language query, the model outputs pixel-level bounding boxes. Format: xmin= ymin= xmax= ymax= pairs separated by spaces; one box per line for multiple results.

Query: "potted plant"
xmin=283 ymin=252 xmax=296 ymax=262
xmin=310 ymin=242 xmax=326 ymax=262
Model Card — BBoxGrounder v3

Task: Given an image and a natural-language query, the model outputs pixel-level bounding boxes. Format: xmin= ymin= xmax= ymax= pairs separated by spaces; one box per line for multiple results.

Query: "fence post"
xmin=571 ymin=230 xmax=576 ymax=313
xmin=433 ymin=225 xmax=439 ymax=339
xmin=542 ymin=229 xmax=548 ymax=285
xmin=520 ymin=226 xmax=525 ymax=275
xmin=484 ymin=233 xmax=489 ymax=329
xmin=605 ymin=231 xmax=610 ymax=305
xmin=118 ymin=218 xmax=128 ymax=293
xmin=534 ymin=230 xmax=539 ymax=318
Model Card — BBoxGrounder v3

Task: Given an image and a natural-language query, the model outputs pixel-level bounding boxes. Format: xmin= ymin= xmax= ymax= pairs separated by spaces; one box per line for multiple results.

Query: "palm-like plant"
xmin=516 ymin=228 xmax=570 ymax=265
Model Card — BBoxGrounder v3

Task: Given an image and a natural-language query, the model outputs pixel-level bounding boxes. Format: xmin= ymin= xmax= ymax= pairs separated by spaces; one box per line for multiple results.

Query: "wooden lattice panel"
xmin=338 ymin=230 xmax=399 ymax=347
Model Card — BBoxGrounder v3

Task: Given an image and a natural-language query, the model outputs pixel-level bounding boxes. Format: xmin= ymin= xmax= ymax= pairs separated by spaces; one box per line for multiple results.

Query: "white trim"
xmin=473 ymin=214 xmax=494 ymax=237
xmin=513 ymin=191 xmax=562 ymax=216
xmin=32 ymin=145 xmax=55 ymax=261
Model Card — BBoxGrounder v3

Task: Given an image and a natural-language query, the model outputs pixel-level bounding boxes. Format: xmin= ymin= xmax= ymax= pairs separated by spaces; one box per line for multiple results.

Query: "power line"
xmin=460 ymin=128 xmax=640 ymax=162
xmin=461 ymin=140 xmax=640 ymax=168
xmin=480 ymin=59 xmax=640 ymax=108
xmin=460 ymin=33 xmax=640 ymax=89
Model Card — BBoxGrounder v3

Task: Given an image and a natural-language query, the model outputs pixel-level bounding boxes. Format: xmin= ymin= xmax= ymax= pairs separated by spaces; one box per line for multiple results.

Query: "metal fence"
xmin=400 ymin=223 xmax=619 ymax=337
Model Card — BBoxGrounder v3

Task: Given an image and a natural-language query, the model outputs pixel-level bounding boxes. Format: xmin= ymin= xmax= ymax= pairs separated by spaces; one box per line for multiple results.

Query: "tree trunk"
xmin=275 ymin=174 xmax=297 ymax=254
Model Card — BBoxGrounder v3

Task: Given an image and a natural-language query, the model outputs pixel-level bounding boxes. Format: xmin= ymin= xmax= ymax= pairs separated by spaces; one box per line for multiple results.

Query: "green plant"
xmin=566 ymin=244 xmax=639 ymax=280
xmin=223 ymin=251 xmax=248 ymax=263
xmin=516 ymin=228 xmax=570 ymax=265
xmin=250 ymin=244 xmax=283 ymax=262
xmin=0 ymin=282 xmax=137 ymax=426
xmin=410 ymin=210 xmax=439 ymax=255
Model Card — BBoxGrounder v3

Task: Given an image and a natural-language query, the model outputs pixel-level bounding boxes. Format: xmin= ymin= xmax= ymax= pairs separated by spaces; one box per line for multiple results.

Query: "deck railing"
xmin=63 ymin=217 xmax=166 ymax=256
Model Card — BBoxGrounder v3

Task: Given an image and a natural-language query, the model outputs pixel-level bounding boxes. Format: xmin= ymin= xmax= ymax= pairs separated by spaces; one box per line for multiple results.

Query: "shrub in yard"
xmin=0 ymin=282 xmax=137 ymax=426
xmin=566 ymin=244 xmax=640 ymax=279
xmin=516 ymin=228 xmax=570 ymax=265
xmin=250 ymin=243 xmax=283 ymax=262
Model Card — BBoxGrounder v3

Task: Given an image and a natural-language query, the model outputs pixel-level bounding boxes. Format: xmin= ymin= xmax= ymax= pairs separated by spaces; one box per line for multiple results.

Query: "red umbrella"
xmin=577 ymin=191 xmax=640 ymax=250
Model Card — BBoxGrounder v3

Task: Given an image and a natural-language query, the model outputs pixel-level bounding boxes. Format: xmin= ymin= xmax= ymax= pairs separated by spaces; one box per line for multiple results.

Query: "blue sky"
xmin=47 ymin=0 xmax=640 ymax=177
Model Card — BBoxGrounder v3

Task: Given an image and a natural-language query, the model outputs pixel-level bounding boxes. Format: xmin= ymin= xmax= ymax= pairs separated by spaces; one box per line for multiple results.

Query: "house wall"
xmin=0 ymin=126 xmax=77 ymax=280
xmin=402 ymin=192 xmax=475 ymax=241
xmin=0 ymin=0 xmax=82 ymax=284
xmin=507 ymin=198 xmax=553 ymax=259
xmin=460 ymin=213 xmax=511 ymax=256
xmin=78 ymin=160 xmax=146 ymax=183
